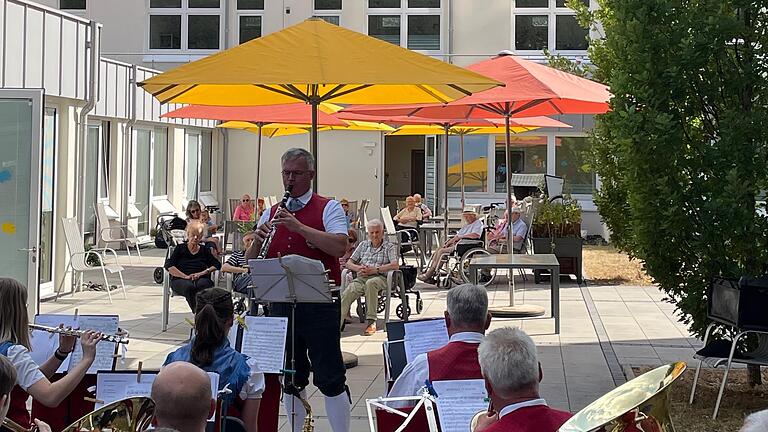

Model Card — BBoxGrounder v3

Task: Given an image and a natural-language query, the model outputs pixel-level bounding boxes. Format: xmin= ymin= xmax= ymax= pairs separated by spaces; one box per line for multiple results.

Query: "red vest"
xmin=6 ymin=386 xmax=31 ymax=429
xmin=427 ymin=341 xmax=483 ymax=382
xmin=483 ymin=405 xmax=572 ymax=432
xmin=266 ymin=193 xmax=342 ymax=286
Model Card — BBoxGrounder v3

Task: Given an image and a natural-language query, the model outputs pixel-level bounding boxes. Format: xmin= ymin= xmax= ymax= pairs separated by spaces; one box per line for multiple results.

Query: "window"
xmin=513 ymin=0 xmax=589 ymax=52
xmin=134 ymin=130 xmax=152 ymax=236
xmin=446 ymin=135 xmax=488 ymax=192
xmin=367 ymin=0 xmax=442 ymax=52
xmin=185 ymin=133 xmax=200 ymax=200
xmin=315 ymin=0 xmax=342 ymax=9
xmin=200 ymin=131 xmax=213 ymax=192
xmin=149 ymin=0 xmax=223 ymax=51
xmin=153 ymin=128 xmax=168 ymax=196
xmin=239 ymin=15 xmax=262 ymax=43
xmin=494 ymin=135 xmax=547 ymax=193
xmin=98 ymin=122 xmax=110 ymax=200
xmin=40 ymin=109 xmax=57 ymax=286
xmin=314 ymin=16 xmax=340 ymax=25
xmin=236 ymin=0 xmax=263 ymax=9
xmin=556 ymin=136 xmax=595 ymax=194
xmin=60 ymin=0 xmax=85 ymax=9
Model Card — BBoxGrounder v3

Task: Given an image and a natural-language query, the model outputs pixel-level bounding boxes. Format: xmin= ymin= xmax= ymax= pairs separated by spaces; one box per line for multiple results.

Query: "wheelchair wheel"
xmin=460 ymin=248 xmax=497 ymax=286
xmin=377 ymin=296 xmax=387 ymax=313
xmin=356 ymin=302 xmax=367 ymax=323
xmin=153 ymin=267 xmax=164 ymax=284
xmin=396 ymin=303 xmax=411 ymax=320
xmin=416 ymin=298 xmax=424 ymax=314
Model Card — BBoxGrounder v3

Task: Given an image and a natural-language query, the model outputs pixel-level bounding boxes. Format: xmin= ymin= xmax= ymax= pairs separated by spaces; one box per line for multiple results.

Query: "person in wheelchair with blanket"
xmin=417 ymin=208 xmax=484 ymax=285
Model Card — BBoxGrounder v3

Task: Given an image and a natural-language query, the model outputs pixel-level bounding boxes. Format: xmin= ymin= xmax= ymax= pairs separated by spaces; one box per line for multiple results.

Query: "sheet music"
xmin=95 ymin=371 xmax=159 ymax=408
xmin=403 ymin=319 xmax=449 ymax=363
xmin=67 ymin=315 xmax=120 ymax=374
xmin=228 ymin=316 xmax=288 ymax=374
xmin=248 ymin=256 xmax=331 ymax=303
xmin=432 ymin=379 xmax=488 ymax=432
xmin=30 ymin=314 xmax=78 ymax=373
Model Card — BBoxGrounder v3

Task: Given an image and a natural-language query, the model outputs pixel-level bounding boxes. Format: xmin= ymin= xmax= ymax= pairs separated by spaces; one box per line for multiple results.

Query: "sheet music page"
xmin=228 ymin=316 xmax=287 ymax=374
xmin=432 ymin=379 xmax=488 ymax=432
xmin=95 ymin=372 xmax=159 ymax=408
xmin=207 ymin=372 xmax=220 ymax=422
xmin=67 ymin=315 xmax=119 ymax=374
xmin=403 ymin=319 xmax=449 ymax=363
xmin=248 ymin=256 xmax=330 ymax=303
xmin=31 ymin=314 xmax=78 ymax=373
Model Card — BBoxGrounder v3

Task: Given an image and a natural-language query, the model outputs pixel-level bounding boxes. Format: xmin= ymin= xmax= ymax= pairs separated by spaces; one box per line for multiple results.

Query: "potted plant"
xmin=531 ymin=195 xmax=584 ymax=284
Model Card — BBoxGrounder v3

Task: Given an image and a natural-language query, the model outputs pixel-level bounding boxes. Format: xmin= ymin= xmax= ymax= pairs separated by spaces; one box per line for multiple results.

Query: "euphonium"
xmin=256 ymin=187 xmax=293 ymax=259
xmin=1 ymin=418 xmax=38 ymax=432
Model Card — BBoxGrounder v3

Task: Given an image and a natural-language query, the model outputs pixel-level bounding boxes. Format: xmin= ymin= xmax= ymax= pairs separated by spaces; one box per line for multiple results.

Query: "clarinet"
xmin=256 ymin=187 xmax=293 ymax=259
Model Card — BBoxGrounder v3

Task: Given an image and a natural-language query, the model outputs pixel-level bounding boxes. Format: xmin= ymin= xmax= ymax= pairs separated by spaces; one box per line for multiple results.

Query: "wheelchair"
xmin=353 ymin=265 xmax=424 ymax=322
xmin=435 ymin=238 xmax=498 ymax=289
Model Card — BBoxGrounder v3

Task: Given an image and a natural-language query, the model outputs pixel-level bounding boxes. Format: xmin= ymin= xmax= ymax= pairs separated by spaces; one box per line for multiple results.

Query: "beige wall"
xmin=450 ymin=0 xmax=511 ymax=66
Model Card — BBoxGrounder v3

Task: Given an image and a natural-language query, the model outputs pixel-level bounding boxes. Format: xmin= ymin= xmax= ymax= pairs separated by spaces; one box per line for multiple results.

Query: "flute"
xmin=29 ymin=323 xmax=129 ymax=345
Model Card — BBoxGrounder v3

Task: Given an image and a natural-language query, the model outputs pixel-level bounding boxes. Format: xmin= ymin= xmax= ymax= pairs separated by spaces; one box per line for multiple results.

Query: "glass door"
xmin=132 ymin=129 xmax=152 ymax=237
xmin=39 ymin=108 xmax=58 ymax=298
xmin=0 ymin=90 xmax=44 ymax=316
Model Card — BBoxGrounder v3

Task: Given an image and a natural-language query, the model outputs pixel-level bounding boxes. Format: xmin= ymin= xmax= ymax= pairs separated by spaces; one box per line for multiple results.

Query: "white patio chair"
xmin=96 ymin=202 xmax=141 ymax=263
xmin=381 ymin=206 xmax=426 ymax=270
xmin=56 ymin=217 xmax=126 ymax=304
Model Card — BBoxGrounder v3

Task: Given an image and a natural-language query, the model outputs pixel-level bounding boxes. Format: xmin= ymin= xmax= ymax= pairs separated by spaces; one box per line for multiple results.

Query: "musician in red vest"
xmin=248 ymin=148 xmax=350 ymax=432
xmin=474 ymin=327 xmax=572 ymax=432
xmin=387 ymin=283 xmax=491 ymax=406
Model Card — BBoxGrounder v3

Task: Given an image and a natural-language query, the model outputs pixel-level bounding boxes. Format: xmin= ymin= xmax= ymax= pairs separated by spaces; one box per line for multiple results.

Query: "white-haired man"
xmin=151 ymin=362 xmax=214 ymax=432
xmin=741 ymin=409 xmax=768 ymax=432
xmin=340 ymin=219 xmax=400 ymax=336
xmin=413 ymin=194 xmax=432 ymax=219
xmin=474 ymin=327 xmax=571 ymax=432
xmin=418 ymin=208 xmax=484 ymax=284
xmin=387 ymin=284 xmax=491 ymax=406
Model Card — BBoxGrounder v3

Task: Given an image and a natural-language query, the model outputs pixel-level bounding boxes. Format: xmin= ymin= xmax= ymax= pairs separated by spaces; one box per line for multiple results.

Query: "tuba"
xmin=60 ymin=396 xmax=156 ymax=432
xmin=557 ymin=362 xmax=686 ymax=432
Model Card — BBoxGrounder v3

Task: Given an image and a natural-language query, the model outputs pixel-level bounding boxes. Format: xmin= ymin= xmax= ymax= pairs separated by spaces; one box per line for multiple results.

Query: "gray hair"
xmin=742 ymin=410 xmax=768 ymax=432
xmin=446 ymin=284 xmax=488 ymax=327
xmin=281 ymin=148 xmax=315 ymax=171
xmin=478 ymin=327 xmax=538 ymax=398
xmin=366 ymin=218 xmax=384 ymax=231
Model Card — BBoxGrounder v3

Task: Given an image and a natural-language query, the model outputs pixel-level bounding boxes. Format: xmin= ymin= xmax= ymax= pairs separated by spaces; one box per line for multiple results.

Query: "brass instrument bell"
xmin=60 ymin=397 xmax=155 ymax=432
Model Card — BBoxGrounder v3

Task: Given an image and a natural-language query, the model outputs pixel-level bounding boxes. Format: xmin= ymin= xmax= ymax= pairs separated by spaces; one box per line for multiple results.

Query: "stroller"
xmin=152 ymin=214 xmax=187 ymax=284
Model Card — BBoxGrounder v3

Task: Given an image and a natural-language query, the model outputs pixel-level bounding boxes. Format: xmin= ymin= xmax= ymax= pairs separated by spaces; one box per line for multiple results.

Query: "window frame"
xmin=511 ymin=0 xmax=590 ymax=55
xmin=366 ymin=1 xmax=443 ymax=55
xmin=236 ymin=12 xmax=263 ymax=44
xmin=148 ymin=0 xmax=224 ymax=54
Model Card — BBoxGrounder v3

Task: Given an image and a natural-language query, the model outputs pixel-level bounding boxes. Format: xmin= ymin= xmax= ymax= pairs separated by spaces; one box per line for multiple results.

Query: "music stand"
xmin=248 ymin=255 xmax=333 ymax=430
xmin=366 ymin=387 xmax=440 ymax=432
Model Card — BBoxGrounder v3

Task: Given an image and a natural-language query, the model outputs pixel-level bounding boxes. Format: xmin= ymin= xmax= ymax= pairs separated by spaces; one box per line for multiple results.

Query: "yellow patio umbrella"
xmin=139 ymin=18 xmax=501 ymax=188
xmin=219 ymin=120 xmax=395 ymax=135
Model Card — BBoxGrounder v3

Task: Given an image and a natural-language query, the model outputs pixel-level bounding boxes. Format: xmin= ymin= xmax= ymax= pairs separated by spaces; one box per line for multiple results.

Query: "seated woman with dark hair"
xmin=164 ymin=288 xmax=264 ymax=432
xmin=164 ymin=221 xmax=222 ymax=313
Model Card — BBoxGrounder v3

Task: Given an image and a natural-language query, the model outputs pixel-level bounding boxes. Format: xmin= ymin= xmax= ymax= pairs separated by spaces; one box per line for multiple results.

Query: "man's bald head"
xmin=151 ymin=362 xmax=213 ymax=432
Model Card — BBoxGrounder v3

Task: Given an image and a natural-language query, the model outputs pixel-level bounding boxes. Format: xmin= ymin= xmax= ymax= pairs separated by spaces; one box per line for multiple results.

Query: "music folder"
xmin=384 ymin=318 xmax=448 ymax=382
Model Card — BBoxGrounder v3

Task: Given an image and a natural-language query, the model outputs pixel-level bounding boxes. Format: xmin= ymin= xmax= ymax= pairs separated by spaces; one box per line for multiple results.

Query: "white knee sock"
xmin=283 ymin=390 xmax=309 ymax=432
xmin=324 ymin=391 xmax=351 ymax=432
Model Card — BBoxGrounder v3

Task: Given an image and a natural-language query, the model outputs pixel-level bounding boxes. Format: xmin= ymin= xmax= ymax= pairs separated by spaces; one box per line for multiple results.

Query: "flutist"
xmin=247 ymin=148 xmax=350 ymax=432
xmin=0 ymin=278 xmax=101 ymax=430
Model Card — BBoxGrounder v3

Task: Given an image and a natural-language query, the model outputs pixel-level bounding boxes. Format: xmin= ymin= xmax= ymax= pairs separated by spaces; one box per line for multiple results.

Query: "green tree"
xmin=585 ymin=0 xmax=768 ymax=345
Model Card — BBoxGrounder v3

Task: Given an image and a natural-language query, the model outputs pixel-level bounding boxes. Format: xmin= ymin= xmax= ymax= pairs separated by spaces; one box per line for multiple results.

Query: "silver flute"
xmin=29 ymin=323 xmax=130 ymax=345
xmin=256 ymin=187 xmax=294 ymax=259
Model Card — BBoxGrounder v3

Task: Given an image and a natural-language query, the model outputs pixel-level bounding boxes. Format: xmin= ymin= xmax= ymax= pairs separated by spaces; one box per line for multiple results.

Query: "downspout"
xmin=76 ymin=21 xmax=101 ymax=232
xmin=122 ymin=65 xmax=138 ymax=225
xmin=446 ymin=0 xmax=453 ymax=63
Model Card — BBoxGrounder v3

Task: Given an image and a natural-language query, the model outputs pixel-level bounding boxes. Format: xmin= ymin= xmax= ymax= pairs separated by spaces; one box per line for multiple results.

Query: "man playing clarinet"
xmin=247 ymin=148 xmax=350 ymax=432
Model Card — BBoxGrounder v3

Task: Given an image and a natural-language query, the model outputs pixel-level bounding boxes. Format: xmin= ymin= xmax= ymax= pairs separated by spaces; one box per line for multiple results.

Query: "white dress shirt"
xmin=258 ymin=189 xmax=348 ymax=235
xmin=386 ymin=332 xmax=484 ymax=407
xmin=497 ymin=398 xmax=548 ymax=418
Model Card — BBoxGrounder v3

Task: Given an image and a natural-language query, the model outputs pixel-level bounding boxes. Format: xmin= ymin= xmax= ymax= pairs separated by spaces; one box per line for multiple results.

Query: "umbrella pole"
xmin=460 ymin=132 xmax=466 ymax=209
xmin=487 ymin=113 xmax=545 ymax=319
xmin=256 ymin=123 xmax=263 ymax=199
xmin=310 ymin=97 xmax=319 ymax=192
xmin=443 ymin=125 xmax=450 ymax=245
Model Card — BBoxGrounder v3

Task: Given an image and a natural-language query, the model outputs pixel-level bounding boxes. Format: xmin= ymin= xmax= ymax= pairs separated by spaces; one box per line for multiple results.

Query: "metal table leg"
xmin=552 ymin=264 xmax=560 ymax=334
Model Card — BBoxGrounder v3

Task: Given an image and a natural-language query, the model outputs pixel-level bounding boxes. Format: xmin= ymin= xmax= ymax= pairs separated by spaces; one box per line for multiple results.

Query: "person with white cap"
xmin=487 ymin=206 xmax=527 ymax=254
xmin=418 ymin=207 xmax=484 ymax=284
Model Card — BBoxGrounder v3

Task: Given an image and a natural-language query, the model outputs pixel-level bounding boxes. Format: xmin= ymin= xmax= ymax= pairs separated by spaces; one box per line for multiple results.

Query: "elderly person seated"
xmin=473 ymin=327 xmax=572 ymax=432
xmin=417 ymin=208 xmax=484 ymax=285
xmin=340 ymin=198 xmax=356 ymax=228
xmin=233 ymin=194 xmax=255 ymax=221
xmin=164 ymin=221 xmax=222 ymax=313
xmin=340 ymin=219 xmax=399 ymax=336
xmin=151 ymin=362 xmax=214 ymax=432
xmin=387 ymin=284 xmax=491 ymax=406
xmin=394 ymin=196 xmax=422 ymax=230
xmin=413 ymin=194 xmax=432 ymax=220
xmin=487 ymin=206 xmax=527 ymax=253
xmin=221 ymin=232 xmax=256 ymax=295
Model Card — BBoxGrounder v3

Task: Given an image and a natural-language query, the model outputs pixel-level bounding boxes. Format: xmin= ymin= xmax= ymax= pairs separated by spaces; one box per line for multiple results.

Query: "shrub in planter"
xmin=531 ymin=195 xmax=584 ymax=283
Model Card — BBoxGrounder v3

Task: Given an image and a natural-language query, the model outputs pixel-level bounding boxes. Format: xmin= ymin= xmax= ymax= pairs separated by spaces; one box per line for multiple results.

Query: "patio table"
xmin=418 ymin=222 xmax=464 ymax=254
xmin=468 ymin=253 xmax=561 ymax=333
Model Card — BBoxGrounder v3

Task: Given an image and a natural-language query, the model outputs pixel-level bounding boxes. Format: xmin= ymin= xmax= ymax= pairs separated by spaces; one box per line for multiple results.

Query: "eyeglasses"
xmin=341 ymin=203 xmax=349 ymax=207
xmin=242 ymin=199 xmax=250 ymax=202
xmin=281 ymin=170 xmax=310 ymax=177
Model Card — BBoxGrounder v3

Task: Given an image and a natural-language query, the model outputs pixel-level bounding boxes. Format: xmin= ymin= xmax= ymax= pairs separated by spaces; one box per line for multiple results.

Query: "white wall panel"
xmin=115 ymin=64 xmax=127 ymax=118
xmin=24 ymin=7 xmax=44 ymax=88
xmin=4 ymin=2 xmax=25 ymax=87
xmin=75 ymin=24 xmax=86 ymax=99
xmin=43 ymin=13 xmax=61 ymax=95
xmin=59 ymin=19 xmax=78 ymax=98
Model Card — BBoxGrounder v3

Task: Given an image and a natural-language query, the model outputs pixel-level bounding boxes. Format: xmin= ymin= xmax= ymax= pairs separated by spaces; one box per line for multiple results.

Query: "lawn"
xmin=633 ymin=366 xmax=768 ymax=431
xmin=584 ymin=245 xmax=654 ymax=285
